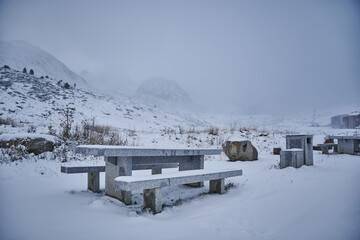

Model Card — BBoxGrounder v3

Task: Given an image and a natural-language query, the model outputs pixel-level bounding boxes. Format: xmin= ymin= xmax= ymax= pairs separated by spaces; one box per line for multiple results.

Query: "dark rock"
xmin=273 ymin=147 xmax=281 ymax=155
xmin=324 ymin=138 xmax=334 ymax=144
xmin=313 ymin=146 xmax=322 ymax=151
xmin=0 ymin=134 xmax=61 ymax=155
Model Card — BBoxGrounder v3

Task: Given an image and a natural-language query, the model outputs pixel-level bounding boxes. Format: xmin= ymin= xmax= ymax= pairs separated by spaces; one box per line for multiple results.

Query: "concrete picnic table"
xmin=75 ymin=145 xmax=222 ymax=204
xmin=327 ymin=136 xmax=360 ymax=155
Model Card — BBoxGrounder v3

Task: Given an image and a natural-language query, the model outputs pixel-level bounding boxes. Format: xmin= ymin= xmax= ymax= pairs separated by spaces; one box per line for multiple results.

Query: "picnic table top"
xmin=75 ymin=145 xmax=222 ymax=157
xmin=286 ymin=134 xmax=313 ymax=138
xmin=327 ymin=136 xmax=360 ymax=140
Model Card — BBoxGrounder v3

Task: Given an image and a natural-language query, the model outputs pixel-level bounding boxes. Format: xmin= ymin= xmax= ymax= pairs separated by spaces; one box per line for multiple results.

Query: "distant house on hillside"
xmin=331 ymin=114 xmax=360 ymax=129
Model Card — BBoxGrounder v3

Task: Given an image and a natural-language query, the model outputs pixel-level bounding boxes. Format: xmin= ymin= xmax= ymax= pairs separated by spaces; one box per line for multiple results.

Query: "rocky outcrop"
xmin=0 ymin=134 xmax=61 ymax=155
xmin=222 ymin=140 xmax=258 ymax=161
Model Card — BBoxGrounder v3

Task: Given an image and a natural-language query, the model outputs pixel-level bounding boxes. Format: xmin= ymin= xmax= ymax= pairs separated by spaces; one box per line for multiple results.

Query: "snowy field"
xmin=1 ymin=133 xmax=360 ymax=240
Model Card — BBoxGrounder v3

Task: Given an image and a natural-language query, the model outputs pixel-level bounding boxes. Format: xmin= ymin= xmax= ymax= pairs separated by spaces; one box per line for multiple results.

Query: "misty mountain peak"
xmin=135 ymin=77 xmax=191 ymax=106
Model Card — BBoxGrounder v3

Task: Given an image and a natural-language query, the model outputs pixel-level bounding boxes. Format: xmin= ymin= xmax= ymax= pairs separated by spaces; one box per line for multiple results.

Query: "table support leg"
xmin=179 ymin=155 xmax=204 ymax=187
xmin=88 ymin=172 xmax=100 ymax=192
xmin=105 ymin=156 xmax=132 ymax=205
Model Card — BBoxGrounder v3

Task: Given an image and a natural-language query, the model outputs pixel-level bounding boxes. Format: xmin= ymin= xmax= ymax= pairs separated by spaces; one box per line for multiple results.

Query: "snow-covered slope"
xmin=0 ymin=40 xmax=87 ymax=87
xmin=0 ymin=67 xmax=207 ymax=135
xmin=135 ymin=77 xmax=192 ymax=109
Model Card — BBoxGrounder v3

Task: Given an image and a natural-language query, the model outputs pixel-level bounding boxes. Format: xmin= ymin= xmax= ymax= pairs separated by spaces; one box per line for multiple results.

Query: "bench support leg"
xmin=321 ymin=147 xmax=329 ymax=154
xmin=88 ymin=172 xmax=100 ymax=193
xmin=143 ymin=188 xmax=162 ymax=214
xmin=151 ymin=168 xmax=162 ymax=175
xmin=210 ymin=179 xmax=224 ymax=194
xmin=334 ymin=145 xmax=338 ymax=153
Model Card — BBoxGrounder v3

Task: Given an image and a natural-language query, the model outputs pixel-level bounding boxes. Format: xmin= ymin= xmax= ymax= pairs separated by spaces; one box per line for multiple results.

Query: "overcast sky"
xmin=0 ymin=0 xmax=359 ymax=115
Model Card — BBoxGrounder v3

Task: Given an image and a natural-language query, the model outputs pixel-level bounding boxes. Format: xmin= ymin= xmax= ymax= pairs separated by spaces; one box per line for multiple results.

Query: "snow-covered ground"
xmin=1 ymin=123 xmax=360 ymax=240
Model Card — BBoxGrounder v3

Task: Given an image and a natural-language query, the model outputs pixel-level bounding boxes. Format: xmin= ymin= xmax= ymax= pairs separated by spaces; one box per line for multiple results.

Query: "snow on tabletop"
xmin=76 ymin=145 xmax=221 ymax=151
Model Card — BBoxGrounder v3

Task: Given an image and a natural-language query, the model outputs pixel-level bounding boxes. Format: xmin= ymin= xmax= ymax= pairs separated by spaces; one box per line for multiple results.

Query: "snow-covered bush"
xmin=0 ymin=144 xmax=28 ymax=162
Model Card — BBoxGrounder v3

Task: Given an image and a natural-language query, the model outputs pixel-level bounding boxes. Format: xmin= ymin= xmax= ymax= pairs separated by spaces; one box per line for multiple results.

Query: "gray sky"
xmin=1 ymin=0 xmax=359 ymax=115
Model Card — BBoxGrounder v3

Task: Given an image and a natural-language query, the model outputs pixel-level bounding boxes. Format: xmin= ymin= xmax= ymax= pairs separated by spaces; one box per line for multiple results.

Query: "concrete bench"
xmin=61 ymin=163 xmax=179 ymax=193
xmin=317 ymin=143 xmax=338 ymax=154
xmin=327 ymin=136 xmax=360 ymax=155
xmin=75 ymin=145 xmax=221 ymax=204
xmin=114 ymin=168 xmax=243 ymax=213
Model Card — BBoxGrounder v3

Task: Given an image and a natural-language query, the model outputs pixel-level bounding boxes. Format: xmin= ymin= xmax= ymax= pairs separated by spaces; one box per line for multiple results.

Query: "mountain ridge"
xmin=0 ymin=40 xmax=87 ymax=87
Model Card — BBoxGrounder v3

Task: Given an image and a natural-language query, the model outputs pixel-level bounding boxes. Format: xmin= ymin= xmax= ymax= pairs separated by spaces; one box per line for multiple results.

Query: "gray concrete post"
xmin=209 ymin=179 xmax=224 ymax=194
xmin=280 ymin=149 xmax=304 ymax=169
xmin=286 ymin=135 xmax=313 ymax=166
xmin=87 ymin=172 xmax=100 ymax=193
xmin=105 ymin=156 xmax=132 ymax=205
xmin=143 ymin=188 xmax=162 ymax=214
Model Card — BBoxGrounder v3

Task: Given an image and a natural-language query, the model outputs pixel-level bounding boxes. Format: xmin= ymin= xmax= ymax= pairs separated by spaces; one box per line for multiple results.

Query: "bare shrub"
xmin=239 ymin=127 xmax=258 ymax=133
xmin=57 ymin=103 xmax=75 ymax=140
xmin=73 ymin=118 xmax=127 ymax=146
xmin=208 ymin=127 xmax=219 ymax=136
xmin=0 ymin=117 xmax=17 ymax=127
xmin=178 ymin=125 xmax=185 ymax=134
xmin=163 ymin=127 xmax=176 ymax=135
xmin=186 ymin=127 xmax=200 ymax=134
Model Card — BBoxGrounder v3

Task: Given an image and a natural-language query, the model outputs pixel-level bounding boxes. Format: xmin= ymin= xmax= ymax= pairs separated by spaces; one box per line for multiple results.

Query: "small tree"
xmin=23 ymin=68 xmax=27 ymax=73
xmin=58 ymin=103 xmax=75 ymax=140
xmin=29 ymin=69 xmax=34 ymax=75
xmin=64 ymin=82 xmax=70 ymax=89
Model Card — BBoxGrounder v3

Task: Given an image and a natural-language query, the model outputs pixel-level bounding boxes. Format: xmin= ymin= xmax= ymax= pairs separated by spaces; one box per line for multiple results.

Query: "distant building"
xmin=331 ymin=114 xmax=360 ymax=129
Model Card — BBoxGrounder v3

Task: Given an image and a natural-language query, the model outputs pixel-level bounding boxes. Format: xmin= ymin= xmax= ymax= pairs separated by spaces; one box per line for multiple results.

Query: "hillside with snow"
xmin=0 ymin=40 xmax=87 ymax=87
xmin=0 ymin=66 xmax=208 ymax=137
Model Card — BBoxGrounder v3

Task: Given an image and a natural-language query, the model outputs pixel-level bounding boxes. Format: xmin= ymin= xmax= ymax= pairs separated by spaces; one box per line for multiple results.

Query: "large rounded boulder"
xmin=222 ymin=140 xmax=258 ymax=161
xmin=0 ymin=133 xmax=61 ymax=155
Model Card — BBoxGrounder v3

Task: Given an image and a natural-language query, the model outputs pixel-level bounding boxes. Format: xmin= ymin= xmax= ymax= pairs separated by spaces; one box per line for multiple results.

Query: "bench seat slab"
xmin=115 ymin=169 xmax=242 ymax=191
xmin=61 ymin=166 xmax=105 ymax=174
xmin=115 ymin=169 xmax=242 ymax=213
